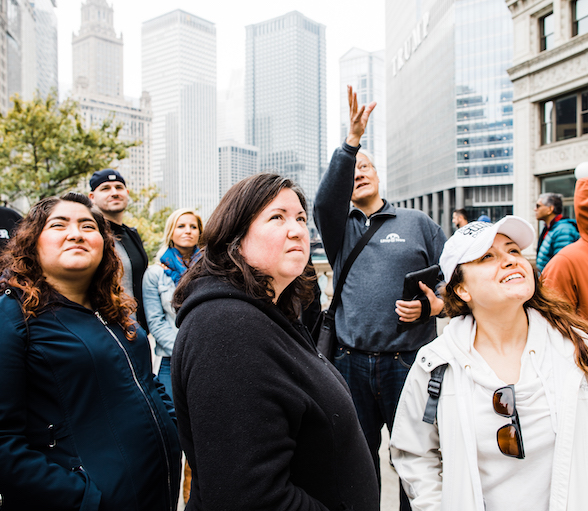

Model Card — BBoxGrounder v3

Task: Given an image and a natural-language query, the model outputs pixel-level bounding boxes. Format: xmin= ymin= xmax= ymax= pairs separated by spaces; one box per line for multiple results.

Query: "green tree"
xmin=124 ymin=185 xmax=172 ymax=262
xmin=0 ymin=92 xmax=135 ymax=209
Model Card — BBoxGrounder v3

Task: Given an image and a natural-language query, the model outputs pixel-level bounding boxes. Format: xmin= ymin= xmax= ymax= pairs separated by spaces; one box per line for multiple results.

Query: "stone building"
xmin=505 ymin=0 xmax=588 ymax=231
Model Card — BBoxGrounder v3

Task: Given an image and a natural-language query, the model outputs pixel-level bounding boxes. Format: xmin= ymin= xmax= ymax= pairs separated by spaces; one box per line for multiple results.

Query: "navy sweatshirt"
xmin=314 ymin=142 xmax=446 ymax=352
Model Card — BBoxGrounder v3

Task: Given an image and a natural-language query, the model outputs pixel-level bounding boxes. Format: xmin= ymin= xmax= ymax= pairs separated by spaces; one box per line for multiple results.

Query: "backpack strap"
xmin=422 ymin=363 xmax=448 ymax=424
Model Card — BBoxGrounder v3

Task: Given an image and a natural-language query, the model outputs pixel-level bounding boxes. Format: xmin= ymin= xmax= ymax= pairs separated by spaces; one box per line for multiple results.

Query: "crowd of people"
xmin=1 ymin=88 xmax=587 ymax=511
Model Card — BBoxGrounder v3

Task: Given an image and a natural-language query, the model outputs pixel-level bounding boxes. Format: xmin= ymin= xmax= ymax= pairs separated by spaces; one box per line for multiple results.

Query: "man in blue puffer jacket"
xmin=534 ymin=192 xmax=579 ymax=272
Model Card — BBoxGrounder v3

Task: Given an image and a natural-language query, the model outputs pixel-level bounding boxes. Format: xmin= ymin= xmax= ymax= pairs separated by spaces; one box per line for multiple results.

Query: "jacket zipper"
xmin=95 ymin=311 xmax=173 ymax=511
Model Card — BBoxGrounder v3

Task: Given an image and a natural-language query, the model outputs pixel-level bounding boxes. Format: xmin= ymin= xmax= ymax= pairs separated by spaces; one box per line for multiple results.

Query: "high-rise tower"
xmin=72 ymin=0 xmax=151 ymax=197
xmin=72 ymin=0 xmax=123 ymax=98
xmin=245 ymin=11 xmax=326 ymax=230
xmin=386 ymin=0 xmax=514 ymax=235
xmin=142 ymin=10 xmax=217 ymax=217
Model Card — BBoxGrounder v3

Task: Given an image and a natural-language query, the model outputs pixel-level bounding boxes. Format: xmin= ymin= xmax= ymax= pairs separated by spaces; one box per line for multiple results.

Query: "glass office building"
xmin=245 ymin=11 xmax=326 ymax=232
xmin=142 ymin=10 xmax=217 ymax=218
xmin=386 ymin=0 xmax=514 ymax=234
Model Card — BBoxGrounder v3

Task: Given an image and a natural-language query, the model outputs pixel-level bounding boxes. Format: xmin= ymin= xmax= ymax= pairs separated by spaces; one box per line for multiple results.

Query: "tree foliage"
xmin=0 ymin=92 xmax=136 ymax=209
xmin=124 ymin=185 xmax=172 ymax=262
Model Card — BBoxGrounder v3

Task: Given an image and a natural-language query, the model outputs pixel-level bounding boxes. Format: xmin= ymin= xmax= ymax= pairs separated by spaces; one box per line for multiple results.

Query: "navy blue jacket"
xmin=0 ymin=289 xmax=181 ymax=511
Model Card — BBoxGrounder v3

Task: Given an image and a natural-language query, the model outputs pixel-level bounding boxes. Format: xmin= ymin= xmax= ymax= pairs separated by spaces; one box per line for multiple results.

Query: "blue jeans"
xmin=158 ymin=357 xmax=173 ymax=403
xmin=334 ymin=345 xmax=417 ymax=510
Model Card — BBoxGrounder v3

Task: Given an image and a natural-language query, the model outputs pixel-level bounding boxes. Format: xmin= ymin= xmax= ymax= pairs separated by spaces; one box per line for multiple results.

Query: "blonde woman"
xmin=142 ymin=208 xmax=202 ymax=400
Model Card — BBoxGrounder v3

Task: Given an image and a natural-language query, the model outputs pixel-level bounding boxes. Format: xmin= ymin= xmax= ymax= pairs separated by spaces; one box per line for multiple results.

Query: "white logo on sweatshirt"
xmin=380 ymin=232 xmax=406 ymax=243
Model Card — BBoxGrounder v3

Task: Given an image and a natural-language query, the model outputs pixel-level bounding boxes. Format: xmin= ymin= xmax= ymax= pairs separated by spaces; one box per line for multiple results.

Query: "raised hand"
xmin=346 ymin=85 xmax=377 ymax=147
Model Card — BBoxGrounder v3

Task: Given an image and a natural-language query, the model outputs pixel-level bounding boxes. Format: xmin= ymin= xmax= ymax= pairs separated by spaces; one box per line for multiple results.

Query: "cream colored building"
xmin=505 ymin=0 xmax=588 ymax=238
xmin=72 ymin=0 xmax=151 ymax=197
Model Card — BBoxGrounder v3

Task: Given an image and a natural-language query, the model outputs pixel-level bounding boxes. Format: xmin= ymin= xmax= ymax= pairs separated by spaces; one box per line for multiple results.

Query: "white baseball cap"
xmin=439 ymin=216 xmax=536 ymax=282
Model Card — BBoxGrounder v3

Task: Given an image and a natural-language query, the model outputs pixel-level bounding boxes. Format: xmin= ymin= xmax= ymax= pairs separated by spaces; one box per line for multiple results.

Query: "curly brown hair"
xmin=174 ymin=173 xmax=316 ymax=322
xmin=0 ymin=192 xmax=137 ymax=339
xmin=443 ymin=264 xmax=588 ymax=376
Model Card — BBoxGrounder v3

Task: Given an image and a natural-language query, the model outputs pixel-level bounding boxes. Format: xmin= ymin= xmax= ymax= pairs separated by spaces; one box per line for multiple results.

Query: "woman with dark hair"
xmin=172 ymin=173 xmax=379 ymax=510
xmin=390 ymin=217 xmax=588 ymax=511
xmin=0 ymin=193 xmax=181 ymax=510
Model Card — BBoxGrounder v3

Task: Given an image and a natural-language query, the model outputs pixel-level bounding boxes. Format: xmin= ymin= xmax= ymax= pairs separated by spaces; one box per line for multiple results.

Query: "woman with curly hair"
xmin=391 ymin=216 xmax=588 ymax=511
xmin=171 ymin=173 xmax=379 ymax=511
xmin=0 ymin=192 xmax=181 ymax=511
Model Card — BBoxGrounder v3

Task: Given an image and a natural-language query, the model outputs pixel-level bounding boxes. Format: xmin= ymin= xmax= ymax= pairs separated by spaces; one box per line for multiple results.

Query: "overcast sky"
xmin=56 ymin=0 xmax=386 ymax=153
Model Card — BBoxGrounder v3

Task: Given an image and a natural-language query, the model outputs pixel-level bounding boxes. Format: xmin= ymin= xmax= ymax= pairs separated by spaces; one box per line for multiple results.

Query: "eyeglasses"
xmin=535 ymin=203 xmax=545 ymax=209
xmin=493 ymin=385 xmax=525 ymax=459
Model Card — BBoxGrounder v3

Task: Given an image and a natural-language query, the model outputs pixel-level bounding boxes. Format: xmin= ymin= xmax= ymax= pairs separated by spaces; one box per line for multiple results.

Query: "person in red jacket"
xmin=542 ymin=162 xmax=588 ymax=320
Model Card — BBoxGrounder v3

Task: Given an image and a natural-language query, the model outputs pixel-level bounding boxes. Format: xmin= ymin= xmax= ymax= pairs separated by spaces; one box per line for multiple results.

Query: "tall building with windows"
xmin=72 ymin=0 xmax=151 ymax=197
xmin=72 ymin=0 xmax=122 ymax=98
xmin=245 ymin=11 xmax=326 ymax=228
xmin=386 ymin=0 xmax=514 ymax=235
xmin=505 ymin=0 xmax=588 ymax=232
xmin=142 ymin=10 xmax=217 ymax=217
xmin=6 ymin=0 xmax=36 ymax=102
xmin=218 ymin=140 xmax=258 ymax=198
xmin=33 ymin=0 xmax=57 ymax=98
xmin=339 ymin=48 xmax=386 ymax=195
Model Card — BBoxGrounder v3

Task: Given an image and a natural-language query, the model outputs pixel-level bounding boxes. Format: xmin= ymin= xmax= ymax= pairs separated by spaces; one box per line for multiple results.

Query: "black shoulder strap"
xmin=422 ymin=363 xmax=448 ymax=424
xmin=328 ymin=216 xmax=386 ymax=314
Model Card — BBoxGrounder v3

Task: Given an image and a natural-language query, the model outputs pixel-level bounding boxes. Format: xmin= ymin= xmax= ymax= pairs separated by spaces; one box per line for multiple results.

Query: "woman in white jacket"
xmin=391 ymin=216 xmax=588 ymax=511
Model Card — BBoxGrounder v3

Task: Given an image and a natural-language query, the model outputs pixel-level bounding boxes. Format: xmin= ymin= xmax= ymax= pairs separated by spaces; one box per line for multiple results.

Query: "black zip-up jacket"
xmin=0 ymin=290 xmax=181 ymax=510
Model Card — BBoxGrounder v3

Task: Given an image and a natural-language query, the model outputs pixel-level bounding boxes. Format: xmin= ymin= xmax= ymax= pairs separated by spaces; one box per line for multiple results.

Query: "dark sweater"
xmin=314 ymin=142 xmax=446 ymax=352
xmin=172 ymin=276 xmax=379 ymax=511
xmin=108 ymin=221 xmax=149 ymax=332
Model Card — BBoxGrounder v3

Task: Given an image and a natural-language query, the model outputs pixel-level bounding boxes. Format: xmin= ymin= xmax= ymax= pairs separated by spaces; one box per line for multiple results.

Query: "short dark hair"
xmin=539 ymin=193 xmax=563 ymax=215
xmin=0 ymin=192 xmax=137 ymax=338
xmin=453 ymin=208 xmax=468 ymax=221
xmin=174 ymin=173 xmax=315 ymax=321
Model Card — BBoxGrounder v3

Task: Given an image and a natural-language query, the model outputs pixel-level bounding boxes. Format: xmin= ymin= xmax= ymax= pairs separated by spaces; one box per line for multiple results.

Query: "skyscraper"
xmin=33 ymin=0 xmax=57 ymax=98
xmin=386 ymin=0 xmax=514 ymax=235
xmin=218 ymin=141 xmax=258 ymax=199
xmin=245 ymin=11 xmax=326 ymax=227
xmin=142 ymin=10 xmax=217 ymax=217
xmin=72 ymin=0 xmax=123 ymax=98
xmin=339 ymin=48 xmax=386 ymax=195
xmin=72 ymin=0 xmax=151 ymax=197
xmin=6 ymin=0 xmax=37 ymax=102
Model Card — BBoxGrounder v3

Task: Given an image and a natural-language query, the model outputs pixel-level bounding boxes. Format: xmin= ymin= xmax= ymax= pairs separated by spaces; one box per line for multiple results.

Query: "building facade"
xmin=339 ymin=47 xmax=386 ymax=195
xmin=72 ymin=0 xmax=151 ymax=197
xmin=6 ymin=0 xmax=36 ymax=102
xmin=72 ymin=0 xmax=123 ymax=98
xmin=218 ymin=140 xmax=258 ymax=199
xmin=505 ymin=0 xmax=588 ymax=231
xmin=142 ymin=10 xmax=217 ymax=218
xmin=386 ymin=0 xmax=515 ymax=235
xmin=33 ymin=0 xmax=57 ymax=98
xmin=0 ymin=0 xmax=57 ymax=114
xmin=245 ymin=11 xmax=326 ymax=229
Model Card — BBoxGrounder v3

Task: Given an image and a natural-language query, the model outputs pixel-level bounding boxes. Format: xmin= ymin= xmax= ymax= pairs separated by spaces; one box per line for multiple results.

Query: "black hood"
xmin=175 ymin=275 xmax=315 ymax=350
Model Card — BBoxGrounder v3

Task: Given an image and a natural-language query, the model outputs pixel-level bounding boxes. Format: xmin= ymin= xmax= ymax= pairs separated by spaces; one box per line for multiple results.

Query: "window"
xmin=573 ymin=0 xmax=588 ymax=36
xmin=541 ymin=89 xmax=588 ymax=144
xmin=540 ymin=12 xmax=554 ymax=51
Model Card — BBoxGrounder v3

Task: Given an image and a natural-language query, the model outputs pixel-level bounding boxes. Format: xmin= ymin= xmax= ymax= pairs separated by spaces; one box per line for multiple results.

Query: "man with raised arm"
xmin=314 ymin=86 xmax=446 ymax=510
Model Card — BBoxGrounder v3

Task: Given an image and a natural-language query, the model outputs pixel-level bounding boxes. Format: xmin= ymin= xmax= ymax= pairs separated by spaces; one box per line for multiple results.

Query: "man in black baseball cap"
xmin=89 ymin=169 xmax=149 ymax=332
xmin=89 ymin=168 xmax=126 ymax=191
